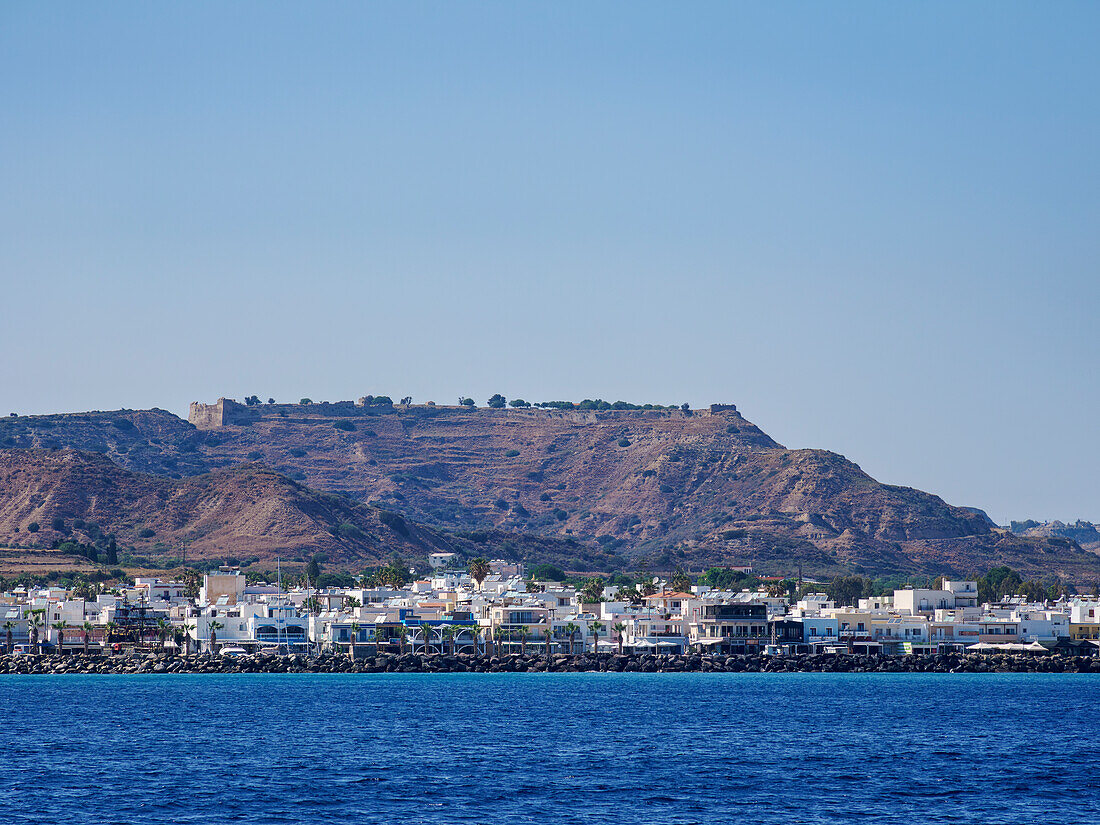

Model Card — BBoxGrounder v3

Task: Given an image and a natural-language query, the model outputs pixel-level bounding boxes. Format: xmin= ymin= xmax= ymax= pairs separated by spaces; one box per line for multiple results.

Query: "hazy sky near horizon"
xmin=2 ymin=3 xmax=1097 ymax=524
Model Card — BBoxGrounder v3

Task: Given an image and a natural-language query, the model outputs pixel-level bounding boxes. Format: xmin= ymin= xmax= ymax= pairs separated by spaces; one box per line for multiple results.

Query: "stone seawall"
xmin=3 ymin=651 xmax=1098 ymax=676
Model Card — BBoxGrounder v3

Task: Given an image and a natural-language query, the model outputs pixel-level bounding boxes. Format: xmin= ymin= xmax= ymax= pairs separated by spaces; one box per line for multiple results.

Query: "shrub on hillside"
xmin=379 ymin=510 xmax=409 ymax=537
xmin=337 ymin=522 xmax=366 ymax=541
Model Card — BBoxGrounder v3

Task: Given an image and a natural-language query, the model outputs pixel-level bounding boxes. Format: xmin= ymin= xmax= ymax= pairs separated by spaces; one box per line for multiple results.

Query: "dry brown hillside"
xmin=0 ymin=448 xmax=454 ymax=567
xmin=2 ymin=402 xmax=1096 ymax=580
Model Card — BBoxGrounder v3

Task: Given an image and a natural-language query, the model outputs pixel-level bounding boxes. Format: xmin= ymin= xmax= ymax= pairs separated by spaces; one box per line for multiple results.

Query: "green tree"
xmin=299 ymin=398 xmax=313 ymax=405
xmin=28 ymin=609 xmax=45 ymax=653
xmin=614 ymin=585 xmax=644 ymax=606
xmin=305 ymin=557 xmax=322 ymax=585
xmin=349 ymin=621 xmax=359 ymax=659
xmin=978 ymin=566 xmax=1024 ymax=603
xmin=517 ymin=626 xmax=529 ymax=655
xmin=588 ymin=620 xmax=604 ymax=654
xmin=104 ymin=537 xmax=118 ymax=566
xmin=700 ymin=567 xmax=748 ymax=589
xmin=104 ymin=621 xmax=119 ymax=648
xmin=468 ymin=557 xmax=490 ymax=590
xmin=509 ymin=399 xmax=531 ymax=408
xmin=564 ymin=622 xmax=578 ymax=655
xmin=529 ymin=563 xmax=566 ymax=582
xmin=439 ymin=624 xmax=456 ymax=656
xmin=458 ymin=397 xmax=475 ymax=407
xmin=181 ymin=569 xmax=201 ymax=599
xmin=580 ymin=577 xmax=605 ymax=604
xmin=4 ymin=620 xmax=16 ymax=653
xmin=613 ymin=622 xmax=627 ymax=654
xmin=82 ymin=621 xmax=93 ymax=655
xmin=670 ymin=569 xmax=692 ymax=593
xmin=487 ymin=394 xmax=506 ymax=409
xmin=208 ymin=620 xmax=224 ymax=654
xmin=827 ymin=576 xmax=871 ymax=607
xmin=52 ymin=622 xmax=67 ymax=654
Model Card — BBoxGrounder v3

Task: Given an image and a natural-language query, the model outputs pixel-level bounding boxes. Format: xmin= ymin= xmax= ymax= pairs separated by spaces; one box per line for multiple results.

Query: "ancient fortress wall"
xmin=188 ymin=398 xmax=740 ymax=429
xmin=188 ymin=399 xmax=228 ymax=430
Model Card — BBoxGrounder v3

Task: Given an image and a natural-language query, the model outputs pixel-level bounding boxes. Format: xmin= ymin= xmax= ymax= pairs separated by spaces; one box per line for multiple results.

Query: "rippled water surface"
xmin=3 ymin=672 xmax=1099 ymax=824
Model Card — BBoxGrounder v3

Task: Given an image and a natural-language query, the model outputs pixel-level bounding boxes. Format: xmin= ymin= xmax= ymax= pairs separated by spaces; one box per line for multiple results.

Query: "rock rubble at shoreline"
xmin=2 ymin=651 xmax=1099 ymax=676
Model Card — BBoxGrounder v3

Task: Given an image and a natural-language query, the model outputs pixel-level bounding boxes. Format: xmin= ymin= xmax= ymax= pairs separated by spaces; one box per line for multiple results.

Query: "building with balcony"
xmin=691 ymin=603 xmax=767 ymax=653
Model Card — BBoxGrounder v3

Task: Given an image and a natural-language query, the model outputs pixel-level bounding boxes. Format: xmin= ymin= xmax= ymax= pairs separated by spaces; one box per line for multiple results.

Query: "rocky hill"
xmin=1010 ymin=519 xmax=1100 ymax=551
xmin=0 ymin=448 xmax=602 ymax=572
xmin=1 ymin=401 xmax=1096 ymax=580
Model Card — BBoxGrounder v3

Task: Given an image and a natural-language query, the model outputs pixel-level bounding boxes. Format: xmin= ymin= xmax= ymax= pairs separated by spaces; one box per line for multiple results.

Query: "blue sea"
xmin=3 ymin=672 xmax=1098 ymax=824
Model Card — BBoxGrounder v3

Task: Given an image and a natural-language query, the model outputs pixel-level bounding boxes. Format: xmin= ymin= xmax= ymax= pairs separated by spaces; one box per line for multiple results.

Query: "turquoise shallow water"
xmin=2 ymin=672 xmax=1098 ymax=824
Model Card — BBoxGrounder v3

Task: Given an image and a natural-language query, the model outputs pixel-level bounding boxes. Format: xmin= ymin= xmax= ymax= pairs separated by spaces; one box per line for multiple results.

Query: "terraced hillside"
xmin=1 ymin=401 xmax=1095 ymax=580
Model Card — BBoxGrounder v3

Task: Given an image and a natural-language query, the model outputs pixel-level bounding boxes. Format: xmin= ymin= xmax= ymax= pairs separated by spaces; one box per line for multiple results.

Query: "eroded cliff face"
xmin=0 ymin=402 xmax=1052 ymax=578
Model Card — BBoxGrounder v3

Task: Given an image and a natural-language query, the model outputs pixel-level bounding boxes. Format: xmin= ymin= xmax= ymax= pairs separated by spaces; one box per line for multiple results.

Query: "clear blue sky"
xmin=2 ymin=3 xmax=1097 ymax=524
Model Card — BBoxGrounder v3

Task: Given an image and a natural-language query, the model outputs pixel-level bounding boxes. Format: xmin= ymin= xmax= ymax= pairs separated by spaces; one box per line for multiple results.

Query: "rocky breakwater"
xmin=2 ymin=651 xmax=1100 ymax=675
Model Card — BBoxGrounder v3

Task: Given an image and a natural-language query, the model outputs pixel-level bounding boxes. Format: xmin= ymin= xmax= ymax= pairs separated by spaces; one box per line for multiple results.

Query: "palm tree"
xmin=564 ymin=622 xmax=578 ymax=655
xmin=439 ymin=625 xmax=455 ymax=656
xmin=494 ymin=625 xmax=509 ymax=655
xmin=82 ymin=621 xmax=93 ymax=655
xmin=518 ymin=626 xmax=529 ymax=655
xmin=468 ymin=557 xmax=490 ymax=590
xmin=183 ymin=620 xmax=196 ymax=655
xmin=52 ymin=622 xmax=67 ymax=655
xmin=544 ymin=625 xmax=554 ymax=657
xmin=397 ymin=626 xmax=408 ymax=655
xmin=105 ymin=620 xmax=118 ymax=651
xmin=156 ymin=618 xmax=170 ymax=650
xmin=28 ymin=609 xmax=45 ymax=654
xmin=349 ymin=621 xmax=359 ymax=659
xmin=766 ymin=580 xmax=789 ymax=599
xmin=588 ymin=621 xmax=604 ymax=654
xmin=208 ymin=620 xmax=224 ymax=654
xmin=421 ymin=624 xmax=433 ymax=655
xmin=613 ymin=622 xmax=627 ymax=654
xmin=3 ymin=620 xmax=14 ymax=654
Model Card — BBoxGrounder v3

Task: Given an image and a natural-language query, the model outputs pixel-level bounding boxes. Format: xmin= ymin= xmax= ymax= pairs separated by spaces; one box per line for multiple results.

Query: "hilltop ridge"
xmin=0 ymin=398 xmax=1094 ymax=579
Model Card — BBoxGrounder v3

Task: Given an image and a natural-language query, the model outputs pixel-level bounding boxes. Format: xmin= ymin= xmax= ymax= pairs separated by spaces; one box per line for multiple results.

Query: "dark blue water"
xmin=3 ymin=673 xmax=1098 ymax=824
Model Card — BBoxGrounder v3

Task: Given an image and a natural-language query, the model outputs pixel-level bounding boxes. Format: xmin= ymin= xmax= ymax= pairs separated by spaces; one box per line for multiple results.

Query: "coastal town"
xmin=3 ymin=554 xmax=1099 ymax=664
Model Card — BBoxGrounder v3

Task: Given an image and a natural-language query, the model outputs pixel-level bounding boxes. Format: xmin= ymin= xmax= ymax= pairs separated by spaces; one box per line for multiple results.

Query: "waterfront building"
xmin=691 ymin=603 xmax=768 ymax=653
